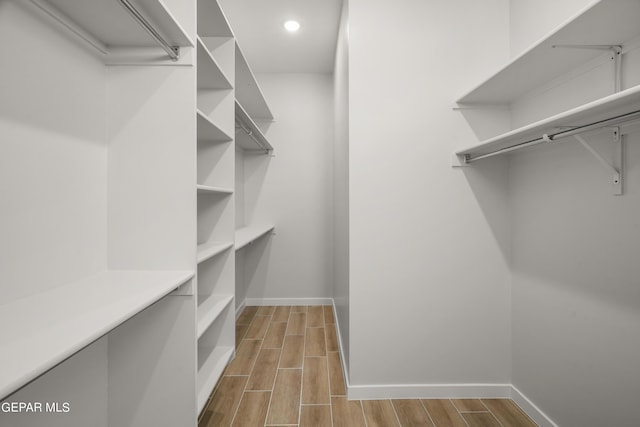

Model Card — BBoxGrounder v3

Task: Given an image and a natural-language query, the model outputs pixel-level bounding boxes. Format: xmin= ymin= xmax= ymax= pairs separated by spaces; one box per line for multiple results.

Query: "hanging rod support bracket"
xmin=573 ymin=128 xmax=622 ymax=195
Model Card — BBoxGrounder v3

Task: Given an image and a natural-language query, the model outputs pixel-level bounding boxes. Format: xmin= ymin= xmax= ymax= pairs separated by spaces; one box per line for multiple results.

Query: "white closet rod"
xmin=118 ymin=0 xmax=179 ymax=61
xmin=466 ymin=109 xmax=640 ymax=163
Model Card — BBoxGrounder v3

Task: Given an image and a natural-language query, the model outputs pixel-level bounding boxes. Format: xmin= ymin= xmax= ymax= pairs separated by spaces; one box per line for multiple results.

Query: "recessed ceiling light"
xmin=284 ymin=20 xmax=301 ymax=32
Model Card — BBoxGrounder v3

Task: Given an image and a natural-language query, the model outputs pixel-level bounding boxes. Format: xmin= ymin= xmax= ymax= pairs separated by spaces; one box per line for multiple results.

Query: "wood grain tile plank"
xmin=327 ymin=351 xmax=346 ymax=396
xmin=256 ymin=306 xmax=276 ymax=315
xmin=332 ymin=397 xmax=366 ymax=427
xmin=203 ymin=376 xmax=247 ymax=427
xmin=226 ymin=339 xmax=262 ymax=375
xmin=272 ymin=306 xmax=291 ymax=322
xmin=452 ymin=399 xmax=488 ymax=412
xmin=323 ymin=305 xmax=334 ymax=324
xmin=266 ymin=369 xmax=302 ymax=425
xmin=325 ymin=323 xmax=339 ymax=352
xmin=280 ymin=335 xmax=304 ymax=369
xmin=300 ymin=405 xmax=332 ymax=427
xmin=237 ymin=306 xmax=259 ymax=325
xmin=362 ymin=400 xmax=401 ymax=427
xmin=422 ymin=399 xmax=466 ymax=427
xmin=305 ymin=327 xmax=326 ymax=356
xmin=461 ymin=412 xmax=502 ymax=427
xmin=246 ymin=348 xmax=280 ymax=390
xmin=231 ymin=391 xmax=270 ymax=427
xmin=302 ymin=357 xmax=330 ymax=404
xmin=481 ymin=399 xmax=537 ymax=427
xmin=263 ymin=321 xmax=287 ymax=349
xmin=235 ymin=322 xmax=249 ymax=345
xmin=392 ymin=399 xmax=434 ymax=427
xmin=245 ymin=315 xmax=270 ymax=339
xmin=286 ymin=312 xmax=307 ymax=335
xmin=307 ymin=306 xmax=324 ymax=327
xmin=291 ymin=305 xmax=307 ymax=312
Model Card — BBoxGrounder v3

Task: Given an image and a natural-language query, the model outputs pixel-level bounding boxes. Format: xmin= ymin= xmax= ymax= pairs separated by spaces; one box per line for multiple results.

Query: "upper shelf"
xmin=33 ymin=0 xmax=194 ymax=56
xmin=235 ymin=101 xmax=274 ymax=152
xmin=197 ymin=36 xmax=232 ymax=90
xmin=456 ymin=0 xmax=640 ymax=105
xmin=235 ymin=224 xmax=275 ymax=251
xmin=0 ymin=270 xmax=194 ymax=400
xmin=456 ymin=84 xmax=640 ymax=159
xmin=197 ymin=110 xmax=233 ymax=143
xmin=235 ymin=43 xmax=274 ymax=120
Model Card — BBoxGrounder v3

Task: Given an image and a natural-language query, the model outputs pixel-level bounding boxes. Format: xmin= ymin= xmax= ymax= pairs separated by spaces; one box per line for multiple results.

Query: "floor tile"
xmin=461 ymin=412 xmax=502 ymax=427
xmin=325 ymin=323 xmax=339 ymax=352
xmin=256 ymin=306 xmax=276 ymax=316
xmin=300 ymin=405 xmax=332 ymax=426
xmin=202 ymin=376 xmax=247 ymax=427
xmin=392 ymin=399 xmax=434 ymax=426
xmin=291 ymin=305 xmax=307 ymax=312
xmin=286 ymin=312 xmax=306 ymax=335
xmin=237 ymin=306 xmax=258 ymax=325
xmin=362 ymin=400 xmax=401 ymax=427
xmin=452 ymin=399 xmax=488 ymax=412
xmin=246 ymin=348 xmax=280 ymax=390
xmin=332 ymin=397 xmax=366 ymax=427
xmin=272 ymin=306 xmax=291 ymax=322
xmin=245 ymin=315 xmax=270 ymax=339
xmin=307 ymin=306 xmax=324 ymax=327
xmin=482 ymin=399 xmax=537 ymax=427
xmin=302 ymin=357 xmax=330 ymax=404
xmin=231 ymin=391 xmax=270 ymax=427
xmin=422 ymin=399 xmax=466 ymax=427
xmin=266 ymin=369 xmax=302 ymax=425
xmin=279 ymin=335 xmax=304 ymax=369
xmin=263 ymin=321 xmax=287 ymax=348
xmin=226 ymin=339 xmax=262 ymax=375
xmin=323 ymin=305 xmax=334 ymax=324
xmin=305 ymin=327 xmax=326 ymax=356
xmin=327 ymin=351 xmax=345 ymax=396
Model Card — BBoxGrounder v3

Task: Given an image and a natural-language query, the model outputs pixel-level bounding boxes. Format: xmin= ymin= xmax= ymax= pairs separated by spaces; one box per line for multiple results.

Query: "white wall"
xmin=332 ymin=0 xmax=351 ymax=371
xmin=509 ymin=1 xmax=640 ymax=426
xmin=240 ymin=73 xmax=334 ymax=301
xmin=347 ymin=0 xmax=512 ymax=390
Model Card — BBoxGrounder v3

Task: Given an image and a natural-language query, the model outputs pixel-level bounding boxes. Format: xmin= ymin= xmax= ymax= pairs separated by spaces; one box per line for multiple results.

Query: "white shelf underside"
xmin=235 ymin=224 xmax=275 ymax=251
xmin=197 ymin=295 xmax=234 ymax=338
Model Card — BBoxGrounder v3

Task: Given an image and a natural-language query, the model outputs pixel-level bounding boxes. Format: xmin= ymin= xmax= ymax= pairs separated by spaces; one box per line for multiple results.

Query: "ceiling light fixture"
xmin=284 ymin=20 xmax=301 ymax=32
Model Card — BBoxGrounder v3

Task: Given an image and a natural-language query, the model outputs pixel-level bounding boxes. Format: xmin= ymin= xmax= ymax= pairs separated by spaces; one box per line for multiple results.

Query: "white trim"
xmin=331 ymin=299 xmax=351 ymax=392
xmin=235 ymin=299 xmax=246 ymax=320
xmin=511 ymin=385 xmax=558 ymax=427
xmin=244 ymin=297 xmax=332 ymax=306
xmin=347 ymin=383 xmax=512 ymax=400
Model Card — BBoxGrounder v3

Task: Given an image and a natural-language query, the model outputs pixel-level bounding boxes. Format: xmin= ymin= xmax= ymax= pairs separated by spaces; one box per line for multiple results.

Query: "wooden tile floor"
xmin=198 ymin=305 xmax=538 ymax=427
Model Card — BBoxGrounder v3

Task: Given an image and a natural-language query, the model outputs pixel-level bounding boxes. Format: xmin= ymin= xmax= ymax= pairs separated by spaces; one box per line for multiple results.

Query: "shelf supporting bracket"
xmin=552 ymin=44 xmax=622 ymax=92
xmin=574 ymin=128 xmax=623 ymax=195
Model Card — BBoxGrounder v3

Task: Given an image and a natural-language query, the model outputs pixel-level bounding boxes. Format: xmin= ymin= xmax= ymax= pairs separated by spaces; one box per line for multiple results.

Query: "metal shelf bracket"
xmin=552 ymin=44 xmax=622 ymax=91
xmin=574 ymin=127 xmax=623 ymax=195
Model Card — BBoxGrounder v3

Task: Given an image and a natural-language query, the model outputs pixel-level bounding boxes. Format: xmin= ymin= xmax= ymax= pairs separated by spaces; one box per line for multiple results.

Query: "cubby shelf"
xmin=197 ymin=109 xmax=233 ymax=143
xmin=197 ymin=36 xmax=232 ymax=90
xmin=235 ymin=224 xmax=275 ymax=251
xmin=197 ymin=241 xmax=234 ymax=264
xmin=0 ymin=270 xmax=194 ymax=400
xmin=197 ymin=346 xmax=234 ymax=413
xmin=197 ymin=184 xmax=234 ymax=195
xmin=456 ymin=0 xmax=640 ymax=105
xmin=236 ymin=100 xmax=274 ymax=151
xmin=197 ymin=295 xmax=234 ymax=338
xmin=235 ymin=43 xmax=274 ymax=120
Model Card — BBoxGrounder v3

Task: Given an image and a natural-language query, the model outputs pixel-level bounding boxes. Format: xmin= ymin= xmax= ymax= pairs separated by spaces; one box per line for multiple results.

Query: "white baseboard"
xmin=332 ymin=298 xmax=351 ymax=392
xmin=347 ymin=383 xmax=512 ymax=400
xmin=235 ymin=299 xmax=246 ymax=320
xmin=511 ymin=385 xmax=558 ymax=427
xmin=244 ymin=297 xmax=333 ymax=306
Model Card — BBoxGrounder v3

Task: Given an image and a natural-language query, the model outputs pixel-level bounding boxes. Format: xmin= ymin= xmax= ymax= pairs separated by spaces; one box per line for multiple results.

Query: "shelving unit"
xmin=197 ymin=241 xmax=234 ymax=264
xmin=197 ymin=110 xmax=233 ymax=142
xmin=236 ymin=100 xmax=274 ymax=151
xmin=235 ymin=224 xmax=275 ymax=251
xmin=197 ymin=184 xmax=234 ymax=195
xmin=197 ymin=36 xmax=232 ymax=89
xmin=235 ymin=43 xmax=274 ymax=120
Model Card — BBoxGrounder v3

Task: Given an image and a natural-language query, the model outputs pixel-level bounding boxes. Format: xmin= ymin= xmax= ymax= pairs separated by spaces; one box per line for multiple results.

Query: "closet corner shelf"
xmin=32 ymin=0 xmax=194 ymax=56
xmin=0 ymin=269 xmax=194 ymax=400
xmin=197 ymin=295 xmax=234 ymax=338
xmin=235 ymin=43 xmax=274 ymax=120
xmin=197 ymin=346 xmax=234 ymax=413
xmin=235 ymin=101 xmax=274 ymax=152
xmin=455 ymin=84 xmax=640 ymax=160
xmin=197 ymin=241 xmax=234 ymax=264
xmin=197 ymin=110 xmax=233 ymax=143
xmin=235 ymin=224 xmax=275 ymax=251
xmin=197 ymin=184 xmax=234 ymax=195
xmin=455 ymin=0 xmax=640 ymax=105
xmin=197 ymin=36 xmax=232 ymax=90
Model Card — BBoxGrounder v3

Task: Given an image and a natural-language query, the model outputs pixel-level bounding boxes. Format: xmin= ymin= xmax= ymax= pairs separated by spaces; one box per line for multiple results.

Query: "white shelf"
xmin=197 ymin=346 xmax=234 ymax=413
xmin=197 ymin=0 xmax=233 ymax=38
xmin=456 ymin=0 xmax=640 ymax=105
xmin=0 ymin=270 xmax=194 ymax=400
xmin=235 ymin=43 xmax=274 ymax=120
xmin=197 ymin=184 xmax=234 ymax=195
xmin=235 ymin=101 xmax=274 ymax=152
xmin=197 ymin=110 xmax=233 ymax=142
xmin=197 ymin=295 xmax=234 ymax=338
xmin=235 ymin=224 xmax=275 ymax=251
xmin=197 ymin=36 xmax=232 ymax=90
xmin=34 ymin=0 xmax=194 ymax=52
xmin=456 ymin=85 xmax=640 ymax=159
xmin=197 ymin=241 xmax=234 ymax=264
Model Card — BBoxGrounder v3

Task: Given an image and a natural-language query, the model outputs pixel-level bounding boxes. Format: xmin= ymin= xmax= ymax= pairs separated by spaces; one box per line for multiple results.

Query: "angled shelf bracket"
xmin=574 ymin=127 xmax=623 ymax=195
xmin=552 ymin=44 xmax=622 ymax=91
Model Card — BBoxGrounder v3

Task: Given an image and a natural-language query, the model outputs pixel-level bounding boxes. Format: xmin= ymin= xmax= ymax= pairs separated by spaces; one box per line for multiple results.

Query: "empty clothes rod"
xmin=118 ymin=0 xmax=180 ymax=60
xmin=464 ymin=109 xmax=640 ymax=163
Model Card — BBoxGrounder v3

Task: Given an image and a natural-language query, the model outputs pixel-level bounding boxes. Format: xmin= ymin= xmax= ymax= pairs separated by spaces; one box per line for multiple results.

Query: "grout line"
xmin=452 ymin=398 xmax=472 ymax=427
xmin=298 ymin=308 xmax=307 ymax=426
xmin=264 ymin=308 xmax=287 ymax=426
xmin=418 ymin=399 xmax=437 ymax=427
xmin=360 ymin=399 xmax=369 ymax=427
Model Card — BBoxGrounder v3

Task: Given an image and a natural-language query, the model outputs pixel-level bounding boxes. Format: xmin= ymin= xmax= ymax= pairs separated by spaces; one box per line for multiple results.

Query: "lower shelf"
xmin=235 ymin=224 xmax=275 ymax=250
xmin=197 ymin=295 xmax=234 ymax=338
xmin=197 ymin=346 xmax=234 ymax=413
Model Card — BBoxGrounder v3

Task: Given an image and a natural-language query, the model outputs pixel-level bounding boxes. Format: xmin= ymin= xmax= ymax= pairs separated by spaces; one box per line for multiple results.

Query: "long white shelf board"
xmin=456 ymin=0 xmax=640 ymax=104
xmin=235 ymin=43 xmax=274 ymax=120
xmin=34 ymin=0 xmax=194 ymax=52
xmin=235 ymin=101 xmax=274 ymax=152
xmin=197 ymin=241 xmax=234 ymax=264
xmin=196 ymin=184 xmax=234 ymax=195
xmin=197 ymin=295 xmax=234 ymax=338
xmin=235 ymin=224 xmax=275 ymax=251
xmin=197 ymin=346 xmax=234 ymax=413
xmin=197 ymin=37 xmax=232 ymax=90
xmin=456 ymin=85 xmax=640 ymax=158
xmin=197 ymin=110 xmax=233 ymax=143
xmin=0 ymin=269 xmax=194 ymax=400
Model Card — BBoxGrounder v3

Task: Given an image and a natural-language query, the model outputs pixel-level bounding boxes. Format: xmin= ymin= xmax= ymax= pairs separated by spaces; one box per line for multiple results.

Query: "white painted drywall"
xmin=332 ymin=0 xmax=351 ymax=371
xmin=239 ymin=73 xmax=334 ymax=301
xmin=347 ymin=0 xmax=512 ymax=387
xmin=509 ymin=1 xmax=640 ymax=426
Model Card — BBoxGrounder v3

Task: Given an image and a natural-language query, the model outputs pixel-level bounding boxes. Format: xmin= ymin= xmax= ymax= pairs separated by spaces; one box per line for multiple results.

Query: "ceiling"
xmin=218 ymin=0 xmax=343 ymax=73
